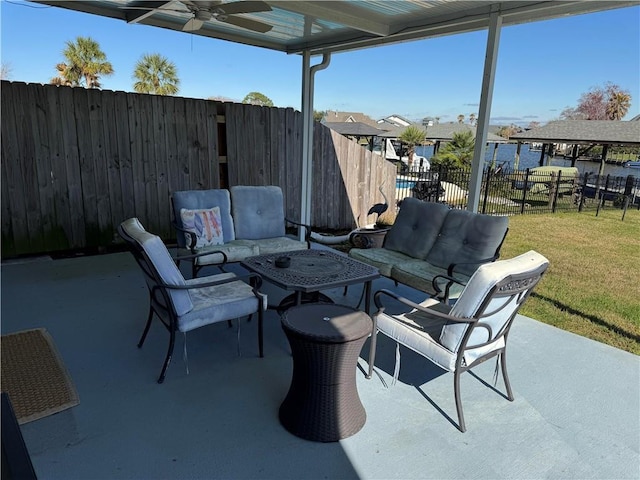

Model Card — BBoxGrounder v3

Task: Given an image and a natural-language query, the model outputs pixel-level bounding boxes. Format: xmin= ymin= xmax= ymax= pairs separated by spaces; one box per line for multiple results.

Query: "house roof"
xmin=322 ymin=111 xmax=378 ymax=127
xmin=33 ymin=1 xmax=636 ymax=56
xmin=323 ymin=122 xmax=386 ymax=137
xmin=510 ymin=120 xmax=640 ymax=145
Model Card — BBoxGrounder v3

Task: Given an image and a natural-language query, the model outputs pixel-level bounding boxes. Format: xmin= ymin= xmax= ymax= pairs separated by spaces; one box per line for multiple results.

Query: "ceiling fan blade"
xmin=219 ymin=1 xmax=272 ymax=15
xmin=220 ymin=14 xmax=273 ymax=33
xmin=183 ymin=17 xmax=204 ymax=31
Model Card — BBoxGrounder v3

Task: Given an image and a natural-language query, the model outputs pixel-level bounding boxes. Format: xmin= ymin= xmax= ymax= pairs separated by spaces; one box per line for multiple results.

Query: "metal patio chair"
xmin=367 ymin=250 xmax=549 ymax=432
xmin=118 ymin=218 xmax=266 ymax=383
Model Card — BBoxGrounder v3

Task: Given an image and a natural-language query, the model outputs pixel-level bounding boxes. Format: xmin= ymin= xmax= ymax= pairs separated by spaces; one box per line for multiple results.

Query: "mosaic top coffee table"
xmin=241 ymin=249 xmax=380 ymax=313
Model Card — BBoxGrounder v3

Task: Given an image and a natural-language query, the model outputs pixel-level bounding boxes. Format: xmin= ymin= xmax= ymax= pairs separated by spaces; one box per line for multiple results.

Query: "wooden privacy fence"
xmin=1 ymin=81 xmax=395 ymax=258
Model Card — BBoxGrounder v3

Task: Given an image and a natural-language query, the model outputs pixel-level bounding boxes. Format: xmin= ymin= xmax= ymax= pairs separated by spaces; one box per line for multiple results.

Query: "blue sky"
xmin=1 ymin=1 xmax=639 ymax=125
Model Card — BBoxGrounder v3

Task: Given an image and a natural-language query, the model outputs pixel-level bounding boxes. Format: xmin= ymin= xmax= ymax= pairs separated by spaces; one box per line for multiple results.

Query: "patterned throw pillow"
xmin=180 ymin=207 xmax=224 ymax=248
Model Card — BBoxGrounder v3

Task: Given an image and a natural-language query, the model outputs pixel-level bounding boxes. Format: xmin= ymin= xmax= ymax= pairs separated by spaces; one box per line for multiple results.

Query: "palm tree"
xmin=469 ymin=113 xmax=476 ymax=126
xmin=133 ymin=53 xmax=180 ymax=95
xmin=431 ymin=130 xmax=475 ymax=168
xmin=457 ymin=114 xmax=465 ymax=124
xmin=606 ymin=90 xmax=631 ymax=120
xmin=398 ymin=125 xmax=426 ymax=170
xmin=50 ymin=37 xmax=113 ymax=88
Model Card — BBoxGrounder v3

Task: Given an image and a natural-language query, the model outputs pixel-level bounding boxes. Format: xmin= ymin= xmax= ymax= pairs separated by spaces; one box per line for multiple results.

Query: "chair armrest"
xmin=432 ymin=273 xmax=469 ymax=303
xmin=152 ymin=273 xmax=263 ymax=305
xmin=285 ymin=217 xmax=312 ymax=244
xmin=373 ymin=289 xmax=473 ymax=325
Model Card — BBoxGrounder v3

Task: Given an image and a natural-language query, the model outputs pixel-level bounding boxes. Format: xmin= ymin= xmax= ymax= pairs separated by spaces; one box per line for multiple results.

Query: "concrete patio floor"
xmin=1 ymin=246 xmax=639 ymax=480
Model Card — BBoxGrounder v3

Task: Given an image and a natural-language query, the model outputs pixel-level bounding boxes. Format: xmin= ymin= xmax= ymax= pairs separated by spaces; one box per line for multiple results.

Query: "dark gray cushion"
xmin=426 ymin=209 xmax=509 ymax=276
xmin=230 ymin=186 xmax=286 ymax=240
xmin=172 ymin=189 xmax=235 ymax=247
xmin=384 ymin=198 xmax=450 ymax=260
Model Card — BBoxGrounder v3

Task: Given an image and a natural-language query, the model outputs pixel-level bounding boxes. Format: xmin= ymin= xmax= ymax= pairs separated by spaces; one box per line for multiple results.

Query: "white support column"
xmin=299 ymin=51 xmax=330 ymax=239
xmin=300 ymin=51 xmax=312 ymax=235
xmin=467 ymin=9 xmax=502 ymax=213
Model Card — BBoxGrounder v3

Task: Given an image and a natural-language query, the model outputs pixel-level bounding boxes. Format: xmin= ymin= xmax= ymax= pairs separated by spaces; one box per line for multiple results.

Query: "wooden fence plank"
xmin=114 ymin=91 xmax=135 ymax=221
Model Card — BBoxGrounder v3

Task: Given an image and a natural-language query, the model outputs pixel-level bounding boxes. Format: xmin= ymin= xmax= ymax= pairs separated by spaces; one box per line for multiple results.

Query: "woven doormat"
xmin=1 ymin=328 xmax=79 ymax=424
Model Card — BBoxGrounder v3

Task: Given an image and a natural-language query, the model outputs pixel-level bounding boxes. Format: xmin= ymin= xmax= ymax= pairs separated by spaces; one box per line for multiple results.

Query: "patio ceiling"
xmin=33 ymin=1 xmax=636 ymax=56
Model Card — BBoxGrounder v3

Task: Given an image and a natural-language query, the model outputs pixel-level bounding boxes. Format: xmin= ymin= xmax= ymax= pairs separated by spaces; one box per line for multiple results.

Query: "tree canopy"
xmin=430 ymin=130 xmax=475 ymax=168
xmin=242 ymin=91 xmax=273 ymax=107
xmin=50 ymin=36 xmax=113 ymax=88
xmin=133 ymin=53 xmax=179 ymax=95
xmin=561 ymin=82 xmax=632 ymax=120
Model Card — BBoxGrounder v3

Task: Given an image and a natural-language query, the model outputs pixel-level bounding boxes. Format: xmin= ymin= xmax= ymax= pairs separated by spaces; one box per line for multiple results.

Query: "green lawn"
xmin=499 ymin=208 xmax=640 ymax=355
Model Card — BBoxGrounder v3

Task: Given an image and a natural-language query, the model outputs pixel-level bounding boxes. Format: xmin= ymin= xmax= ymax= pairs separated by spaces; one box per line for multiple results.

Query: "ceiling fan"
xmin=127 ymin=1 xmax=274 ymax=33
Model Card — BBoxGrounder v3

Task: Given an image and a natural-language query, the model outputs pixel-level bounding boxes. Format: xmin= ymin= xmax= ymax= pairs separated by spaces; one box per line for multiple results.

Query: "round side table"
xmin=279 ymin=303 xmax=372 ymax=442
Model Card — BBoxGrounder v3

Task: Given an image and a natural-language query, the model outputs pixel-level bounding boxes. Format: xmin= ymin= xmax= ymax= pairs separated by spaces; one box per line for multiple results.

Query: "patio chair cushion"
xmin=191 ymin=242 xmax=259 ymax=267
xmin=375 ymin=299 xmax=459 ymax=371
xmin=425 ymin=209 xmax=509 ymax=276
xmin=349 ymin=248 xmax=416 ymax=277
xmin=440 ymin=250 xmax=549 ymax=365
xmin=179 ymin=207 xmax=224 ymax=248
xmin=230 ymin=185 xmax=286 ymax=240
xmin=383 ymin=198 xmax=450 ymax=259
xmin=233 ymin=237 xmax=308 ymax=256
xmin=120 ymin=218 xmax=193 ymax=316
xmin=176 ymin=274 xmax=262 ymax=332
xmin=173 ymin=189 xmax=235 ymax=248
xmin=390 ymin=260 xmax=470 ymax=298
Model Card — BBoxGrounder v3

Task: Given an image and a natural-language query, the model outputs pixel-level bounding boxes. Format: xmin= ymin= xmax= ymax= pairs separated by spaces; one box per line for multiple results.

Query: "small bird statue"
xmin=367 ymin=183 xmax=389 ymax=224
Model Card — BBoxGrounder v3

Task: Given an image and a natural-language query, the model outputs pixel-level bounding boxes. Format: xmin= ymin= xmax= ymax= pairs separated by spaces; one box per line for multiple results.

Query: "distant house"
xmin=376 ymin=114 xmax=414 ymax=129
xmin=321 ymin=110 xmax=379 ymax=128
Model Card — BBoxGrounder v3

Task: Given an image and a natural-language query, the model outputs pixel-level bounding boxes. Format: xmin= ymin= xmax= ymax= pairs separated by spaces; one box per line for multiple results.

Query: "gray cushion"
xmin=230 ymin=186 xmax=285 ymax=240
xmin=240 ymin=236 xmax=308 ymax=255
xmin=349 ymin=247 xmax=416 ymax=277
xmin=384 ymin=198 xmax=450 ymax=259
xmin=172 ymin=189 xmax=235 ymax=247
xmin=426 ymin=209 xmax=509 ymax=276
xmin=120 ymin=218 xmax=193 ymax=316
xmin=178 ymin=274 xmax=263 ymax=332
xmin=390 ymin=260 xmax=469 ymax=299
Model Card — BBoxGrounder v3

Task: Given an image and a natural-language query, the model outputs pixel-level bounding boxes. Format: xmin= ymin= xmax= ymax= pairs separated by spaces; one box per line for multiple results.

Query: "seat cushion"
xmin=190 ymin=241 xmax=259 ymax=266
xmin=383 ymin=198 xmax=450 ymax=260
xmin=349 ymin=248 xmax=415 ymax=277
xmin=425 ymin=209 xmax=508 ymax=276
xmin=239 ymin=236 xmax=308 ymax=255
xmin=177 ymin=273 xmax=262 ymax=332
xmin=230 ymin=186 xmax=286 ymax=240
xmin=390 ymin=260 xmax=470 ymax=298
xmin=374 ymin=300 xmax=457 ymax=372
xmin=173 ymin=189 xmax=235 ymax=247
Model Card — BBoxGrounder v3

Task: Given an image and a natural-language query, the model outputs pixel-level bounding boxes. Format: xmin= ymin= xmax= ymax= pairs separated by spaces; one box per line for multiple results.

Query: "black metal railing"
xmin=394 ymin=166 xmax=640 ymax=216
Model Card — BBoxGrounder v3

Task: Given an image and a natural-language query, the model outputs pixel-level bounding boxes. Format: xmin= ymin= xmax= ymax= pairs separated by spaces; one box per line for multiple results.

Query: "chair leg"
xmin=500 ymin=351 xmax=515 ymax=401
xmin=138 ymin=305 xmax=154 ymax=348
xmin=343 ymin=285 xmax=348 ymax=296
xmin=453 ymin=370 xmax=466 ymax=432
xmin=256 ymin=308 xmax=264 ymax=358
xmin=367 ymin=331 xmax=378 ymax=379
xmin=158 ymin=328 xmax=176 ymax=384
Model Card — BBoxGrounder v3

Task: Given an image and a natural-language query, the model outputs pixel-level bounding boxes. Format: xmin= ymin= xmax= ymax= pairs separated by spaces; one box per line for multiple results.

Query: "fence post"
xmin=578 ymin=172 xmax=589 ymax=212
xmin=550 ymin=170 xmax=562 ymax=213
xmin=520 ymin=169 xmax=530 ymax=214
xmin=481 ymin=168 xmax=491 ymax=214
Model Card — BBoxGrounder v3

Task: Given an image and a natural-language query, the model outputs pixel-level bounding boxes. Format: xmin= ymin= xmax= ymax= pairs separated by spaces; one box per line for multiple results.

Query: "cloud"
xmin=463 ymin=103 xmax=479 ymax=107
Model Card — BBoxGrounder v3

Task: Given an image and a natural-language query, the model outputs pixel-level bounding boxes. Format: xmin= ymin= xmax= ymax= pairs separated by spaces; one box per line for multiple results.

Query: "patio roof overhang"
xmin=32 ymin=1 xmax=636 ymax=57
xmin=31 ymin=0 xmax=638 ymax=221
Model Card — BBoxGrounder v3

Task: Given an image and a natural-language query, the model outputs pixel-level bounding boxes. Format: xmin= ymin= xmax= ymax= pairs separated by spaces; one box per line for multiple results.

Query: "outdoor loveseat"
xmin=172 ymin=185 xmax=310 ymax=277
xmin=349 ymin=198 xmax=509 ymax=301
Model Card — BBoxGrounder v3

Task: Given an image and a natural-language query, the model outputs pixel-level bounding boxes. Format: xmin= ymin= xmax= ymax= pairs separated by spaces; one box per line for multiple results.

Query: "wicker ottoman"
xmin=279 ymin=303 xmax=372 ymax=442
